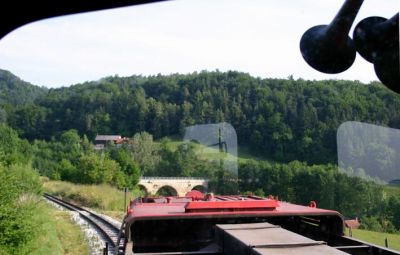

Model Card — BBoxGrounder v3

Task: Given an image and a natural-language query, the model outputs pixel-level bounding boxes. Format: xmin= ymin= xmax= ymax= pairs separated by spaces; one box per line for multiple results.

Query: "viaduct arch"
xmin=138 ymin=177 xmax=209 ymax=196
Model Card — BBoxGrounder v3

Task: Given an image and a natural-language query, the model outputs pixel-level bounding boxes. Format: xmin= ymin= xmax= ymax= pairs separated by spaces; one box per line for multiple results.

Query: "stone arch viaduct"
xmin=138 ymin=177 xmax=209 ymax=196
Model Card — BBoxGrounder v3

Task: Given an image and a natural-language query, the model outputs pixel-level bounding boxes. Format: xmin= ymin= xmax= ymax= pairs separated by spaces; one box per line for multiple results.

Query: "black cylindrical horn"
xmin=353 ymin=13 xmax=399 ymax=93
xmin=374 ymin=48 xmax=399 ymax=93
xmin=300 ymin=0 xmax=364 ymax=74
xmin=353 ymin=13 xmax=399 ymax=63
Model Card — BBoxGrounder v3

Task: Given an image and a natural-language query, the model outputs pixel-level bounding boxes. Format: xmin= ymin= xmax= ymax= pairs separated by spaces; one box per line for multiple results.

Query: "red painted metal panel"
xmin=185 ymin=200 xmax=278 ymax=212
xmin=126 ymin=195 xmax=341 ymax=219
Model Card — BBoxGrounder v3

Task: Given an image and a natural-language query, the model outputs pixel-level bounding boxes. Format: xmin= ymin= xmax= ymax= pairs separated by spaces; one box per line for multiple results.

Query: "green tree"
xmin=108 ymin=146 xmax=140 ymax=188
xmin=132 ymin=132 xmax=160 ymax=175
xmin=78 ymin=153 xmax=120 ymax=185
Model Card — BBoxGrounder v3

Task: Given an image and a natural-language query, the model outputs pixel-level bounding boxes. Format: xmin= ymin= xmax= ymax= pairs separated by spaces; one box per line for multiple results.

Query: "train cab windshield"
xmin=0 ymin=0 xmax=399 ymax=254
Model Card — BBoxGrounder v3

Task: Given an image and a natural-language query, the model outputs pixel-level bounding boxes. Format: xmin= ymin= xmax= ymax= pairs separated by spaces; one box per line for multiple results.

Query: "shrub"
xmin=360 ymin=216 xmax=383 ymax=232
xmin=0 ymin=164 xmax=42 ymax=254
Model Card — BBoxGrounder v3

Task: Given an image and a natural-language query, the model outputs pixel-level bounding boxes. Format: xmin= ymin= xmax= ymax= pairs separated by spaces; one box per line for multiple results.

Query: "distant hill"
xmin=0 ymin=69 xmax=47 ymax=106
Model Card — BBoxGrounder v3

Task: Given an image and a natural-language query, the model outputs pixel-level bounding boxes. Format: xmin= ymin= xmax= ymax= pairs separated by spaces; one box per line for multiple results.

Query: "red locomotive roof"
xmin=123 ymin=192 xmax=349 ymax=254
xmin=126 ymin=193 xmax=342 ymax=221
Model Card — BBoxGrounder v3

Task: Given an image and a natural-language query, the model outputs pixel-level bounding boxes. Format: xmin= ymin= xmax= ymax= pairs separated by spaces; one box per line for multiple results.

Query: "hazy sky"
xmin=0 ymin=0 xmax=398 ymax=88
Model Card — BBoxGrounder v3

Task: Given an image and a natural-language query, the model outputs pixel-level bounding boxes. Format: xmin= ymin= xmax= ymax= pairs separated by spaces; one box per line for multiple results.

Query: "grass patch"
xmin=45 ymin=203 xmax=90 ymax=255
xmin=346 ymin=228 xmax=400 ymax=251
xmin=24 ymin=200 xmax=64 ymax=255
xmin=43 ymin=180 xmax=141 ymax=220
xmin=162 ymin=138 xmax=273 ymax=164
xmin=384 ymin=185 xmax=400 ymax=197
xmin=14 ymin=199 xmax=89 ymax=255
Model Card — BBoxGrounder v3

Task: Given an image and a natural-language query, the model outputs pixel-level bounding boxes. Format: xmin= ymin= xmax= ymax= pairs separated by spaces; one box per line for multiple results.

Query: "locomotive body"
xmin=120 ymin=191 xmax=399 ymax=255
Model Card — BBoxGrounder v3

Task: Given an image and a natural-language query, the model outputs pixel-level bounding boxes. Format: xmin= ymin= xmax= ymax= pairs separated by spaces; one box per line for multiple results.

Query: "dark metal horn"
xmin=353 ymin=13 xmax=399 ymax=63
xmin=353 ymin=13 xmax=399 ymax=93
xmin=300 ymin=0 xmax=364 ymax=74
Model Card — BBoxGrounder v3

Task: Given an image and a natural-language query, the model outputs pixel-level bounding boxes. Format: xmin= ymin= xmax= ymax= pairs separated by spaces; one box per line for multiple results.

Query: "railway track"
xmin=43 ymin=193 xmax=125 ymax=255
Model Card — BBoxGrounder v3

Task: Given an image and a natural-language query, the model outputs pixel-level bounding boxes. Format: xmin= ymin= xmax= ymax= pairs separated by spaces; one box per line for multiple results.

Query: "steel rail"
xmin=43 ymin=193 xmax=124 ymax=255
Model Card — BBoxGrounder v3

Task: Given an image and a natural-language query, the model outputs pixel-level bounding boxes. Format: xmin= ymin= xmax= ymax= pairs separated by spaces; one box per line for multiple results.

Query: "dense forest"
xmin=0 ymin=69 xmax=400 ymax=237
xmin=2 ymin=70 xmax=399 ymax=165
xmin=0 ymin=69 xmax=47 ymax=106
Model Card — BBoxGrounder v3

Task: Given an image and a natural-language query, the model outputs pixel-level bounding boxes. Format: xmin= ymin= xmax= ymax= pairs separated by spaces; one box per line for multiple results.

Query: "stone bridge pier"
xmin=138 ymin=177 xmax=209 ymax=196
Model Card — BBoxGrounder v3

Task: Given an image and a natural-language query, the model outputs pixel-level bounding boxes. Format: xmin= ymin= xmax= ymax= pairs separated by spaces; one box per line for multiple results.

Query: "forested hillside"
xmin=0 ymin=69 xmax=47 ymax=129
xmin=0 ymin=69 xmax=47 ymax=106
xmin=2 ymin=70 xmax=399 ymax=164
